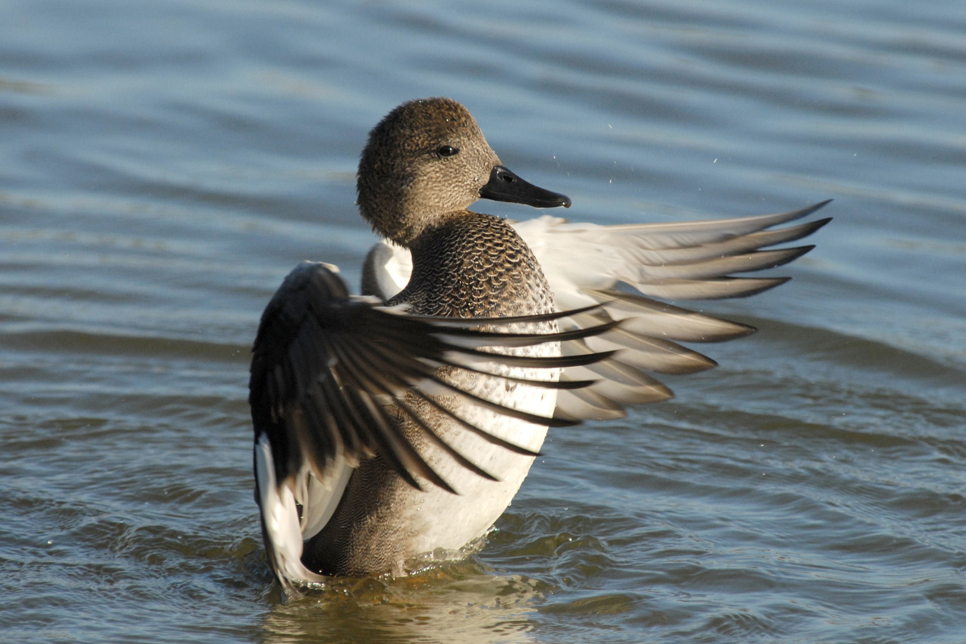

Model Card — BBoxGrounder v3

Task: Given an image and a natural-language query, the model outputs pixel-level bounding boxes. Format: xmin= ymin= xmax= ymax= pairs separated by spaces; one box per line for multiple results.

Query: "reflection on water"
xmin=261 ymin=564 xmax=541 ymax=644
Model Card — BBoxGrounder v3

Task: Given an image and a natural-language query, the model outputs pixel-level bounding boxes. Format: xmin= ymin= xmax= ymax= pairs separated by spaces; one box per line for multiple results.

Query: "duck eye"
xmin=437 ymin=145 xmax=459 ymax=157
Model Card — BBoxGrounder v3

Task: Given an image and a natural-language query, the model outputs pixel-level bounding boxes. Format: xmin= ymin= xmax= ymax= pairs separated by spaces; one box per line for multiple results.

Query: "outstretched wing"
xmin=361 ymin=201 xmax=832 ymax=420
xmin=514 ymin=200 xmax=831 ymax=305
xmin=249 ymin=262 xmax=617 ymax=591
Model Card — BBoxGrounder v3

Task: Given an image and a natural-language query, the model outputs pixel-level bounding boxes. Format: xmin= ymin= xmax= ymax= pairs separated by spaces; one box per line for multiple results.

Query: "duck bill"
xmin=479 ymin=165 xmax=571 ymax=209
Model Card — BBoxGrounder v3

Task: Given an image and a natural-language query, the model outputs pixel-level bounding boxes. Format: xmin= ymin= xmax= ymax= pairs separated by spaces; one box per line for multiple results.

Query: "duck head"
xmin=357 ymin=97 xmax=571 ymax=247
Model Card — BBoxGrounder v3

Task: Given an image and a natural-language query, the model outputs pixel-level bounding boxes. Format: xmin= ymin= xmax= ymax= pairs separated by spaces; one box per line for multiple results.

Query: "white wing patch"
xmin=295 ymin=451 xmax=353 ymax=541
xmin=363 ymin=239 xmax=411 ymax=299
xmin=255 ymin=436 xmax=327 ymax=590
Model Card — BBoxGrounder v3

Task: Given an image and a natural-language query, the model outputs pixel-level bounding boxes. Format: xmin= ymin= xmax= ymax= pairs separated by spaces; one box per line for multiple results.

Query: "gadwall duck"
xmin=249 ymin=97 xmax=830 ymax=595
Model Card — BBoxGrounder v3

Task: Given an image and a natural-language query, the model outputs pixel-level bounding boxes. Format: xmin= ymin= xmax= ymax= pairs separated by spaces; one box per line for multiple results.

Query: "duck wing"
xmin=360 ymin=201 xmax=831 ymax=421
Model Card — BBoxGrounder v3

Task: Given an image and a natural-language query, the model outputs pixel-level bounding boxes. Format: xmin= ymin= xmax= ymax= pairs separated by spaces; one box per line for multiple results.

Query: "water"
xmin=2 ymin=0 xmax=965 ymax=642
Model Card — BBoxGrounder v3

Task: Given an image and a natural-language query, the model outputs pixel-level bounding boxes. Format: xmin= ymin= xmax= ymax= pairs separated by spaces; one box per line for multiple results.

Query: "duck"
xmin=248 ymin=97 xmax=831 ymax=595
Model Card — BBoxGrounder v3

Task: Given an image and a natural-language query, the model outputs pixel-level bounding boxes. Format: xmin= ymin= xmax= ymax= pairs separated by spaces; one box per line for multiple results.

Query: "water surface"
xmin=2 ymin=0 xmax=965 ymax=642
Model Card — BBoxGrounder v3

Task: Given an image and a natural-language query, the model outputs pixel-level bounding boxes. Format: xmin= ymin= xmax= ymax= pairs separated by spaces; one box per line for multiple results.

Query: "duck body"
xmin=300 ymin=212 xmax=559 ymax=576
xmin=249 ymin=97 xmax=831 ymax=594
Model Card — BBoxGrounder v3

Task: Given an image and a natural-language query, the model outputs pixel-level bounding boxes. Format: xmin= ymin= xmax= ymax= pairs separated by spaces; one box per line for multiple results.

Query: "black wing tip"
xmin=785 ymin=244 xmax=816 ymax=262
xmin=774 ymin=199 xmax=833 ymax=226
xmin=735 ymin=276 xmax=792 ymax=299
xmin=801 ymin=199 xmax=833 ymax=217
xmin=755 ymin=244 xmax=816 ymax=270
xmin=781 ymin=217 xmax=831 ymax=243
xmin=736 ymin=322 xmax=758 ymax=337
xmin=812 ymin=216 xmax=833 ymax=229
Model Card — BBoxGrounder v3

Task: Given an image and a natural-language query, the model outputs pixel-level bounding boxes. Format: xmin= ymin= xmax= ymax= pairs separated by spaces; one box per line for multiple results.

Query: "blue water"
xmin=2 ymin=0 xmax=965 ymax=642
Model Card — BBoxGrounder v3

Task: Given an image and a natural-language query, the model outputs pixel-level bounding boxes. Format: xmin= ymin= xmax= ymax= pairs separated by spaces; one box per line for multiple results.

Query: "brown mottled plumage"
xmin=393 ymin=213 xmax=552 ymax=318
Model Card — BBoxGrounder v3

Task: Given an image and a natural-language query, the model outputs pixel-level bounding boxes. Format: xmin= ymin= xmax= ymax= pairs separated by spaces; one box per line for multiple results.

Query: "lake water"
xmin=2 ymin=0 xmax=965 ymax=642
